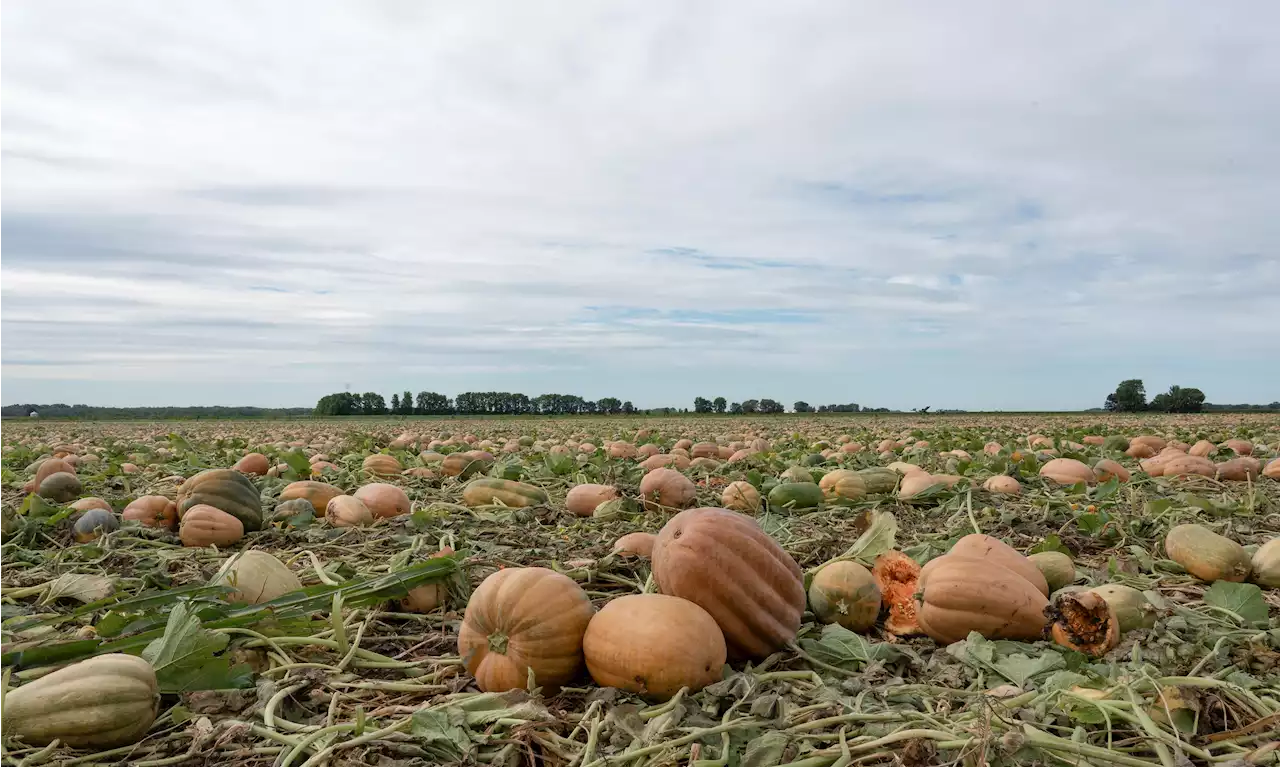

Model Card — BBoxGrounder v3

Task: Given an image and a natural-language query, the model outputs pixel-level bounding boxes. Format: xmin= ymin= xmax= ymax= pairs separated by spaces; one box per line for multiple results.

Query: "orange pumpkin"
xmin=566 ymin=484 xmax=619 ymax=517
xmin=122 ymin=496 xmax=178 ymax=529
xmin=612 ymin=532 xmax=656 ymax=558
xmin=948 ymin=534 xmax=1049 ymax=596
xmin=872 ymin=551 xmax=921 ymax=636
xmin=583 ymin=594 xmax=725 ymax=700
xmin=915 ymin=555 xmax=1049 ymax=644
xmin=362 ymin=454 xmax=403 ymax=478
xmin=353 ymin=483 xmax=411 ymax=518
xmin=179 ymin=505 xmax=244 ymax=548
xmin=279 ymin=481 xmax=343 ymax=514
xmin=233 ymin=453 xmax=270 ymax=475
xmin=639 ymin=468 xmax=697 ymax=513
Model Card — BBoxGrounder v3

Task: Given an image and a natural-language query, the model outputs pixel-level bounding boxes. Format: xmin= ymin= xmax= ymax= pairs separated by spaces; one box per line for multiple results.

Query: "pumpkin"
xmin=720 ymin=481 xmax=761 ymax=512
xmin=566 ymin=484 xmax=619 ymax=517
xmin=275 ymin=498 xmax=315 ymax=520
xmin=122 ymin=496 xmax=178 ymax=529
xmin=1082 ymin=436 xmax=1105 ymax=446
xmin=326 ymin=495 xmax=373 ymax=527
xmin=808 ymin=561 xmax=881 ymax=632
xmin=872 ymin=550 xmax=921 ymax=636
xmin=949 ymin=534 xmax=1049 ymax=596
xmin=583 ymin=594 xmax=725 ymax=700
xmin=24 ymin=457 xmax=75 ymax=492
xmin=461 ymin=478 xmax=549 ymax=508
xmin=362 ymin=454 xmax=403 ymax=477
xmin=780 ymin=466 xmax=814 ymax=484
xmin=818 ymin=470 xmax=867 ymax=504
xmin=982 ymin=475 xmax=1021 ymax=494
xmin=1039 ymin=458 xmax=1096 ymax=485
xmin=1264 ymin=457 xmax=1280 ymax=480
xmin=353 ymin=483 xmax=411 ymax=518
xmin=458 ymin=567 xmax=595 ymax=692
xmin=279 ymin=480 xmax=343 ymax=514
xmin=1131 ymin=435 xmax=1167 ymax=452
xmin=1189 ymin=440 xmax=1217 ymax=457
xmin=71 ymin=497 xmax=112 ymax=513
xmin=1222 ymin=438 xmax=1253 ymax=455
xmin=212 ymin=550 xmax=302 ymax=604
xmin=690 ymin=442 xmax=719 ymax=459
xmin=613 ymin=532 xmax=656 ymax=558
xmin=1089 ymin=584 xmax=1157 ymax=631
xmin=1048 ymin=591 xmax=1120 ymax=657
xmin=674 ymin=439 xmax=693 ymax=450
xmin=1251 ymin=539 xmax=1280 ymax=588
xmin=395 ymin=548 xmax=454 ymax=613
xmin=640 ymin=468 xmax=697 ymax=513
xmin=1092 ymin=459 xmax=1130 ymax=483
xmin=1126 ymin=443 xmax=1158 ymax=459
xmin=1028 ymin=551 xmax=1076 ymax=592
xmin=897 ymin=472 xmax=944 ymax=501
xmin=38 ymin=471 xmax=82 ymax=503
xmin=1164 ymin=524 xmax=1250 ymax=583
xmin=651 ymin=508 xmax=804 ymax=659
xmin=73 ymin=508 xmax=120 ymax=543
xmin=177 ymin=469 xmax=262 ymax=532
xmin=180 ymin=505 xmax=245 ymax=547
xmin=1162 ymin=455 xmax=1216 ymax=478
xmin=914 ymin=555 xmax=1049 ymax=644
xmin=640 ymin=453 xmax=691 ymax=471
xmin=1216 ymin=457 xmax=1261 ymax=481
xmin=442 ymin=452 xmax=493 ymax=478
xmin=233 ymin=452 xmax=270 ymax=475
xmin=767 ymin=482 xmax=824 ymax=511
xmin=2 ymin=653 xmax=159 ymax=749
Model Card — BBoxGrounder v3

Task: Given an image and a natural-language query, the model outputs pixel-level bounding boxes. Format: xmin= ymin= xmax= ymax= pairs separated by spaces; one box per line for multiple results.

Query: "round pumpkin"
xmin=982 ymin=475 xmax=1021 ymax=494
xmin=1126 ymin=443 xmax=1158 ymax=459
xmin=1039 ymin=458 xmax=1096 ymax=485
xmin=25 ymin=457 xmax=75 ymax=493
xmin=122 ymin=496 xmax=178 ymax=529
xmin=583 ymin=594 xmax=725 ymax=700
xmin=949 ymin=534 xmax=1049 ymax=596
xmin=898 ymin=472 xmax=943 ymax=501
xmin=1189 ymin=440 xmax=1217 ymax=457
xmin=212 ymin=550 xmax=302 ymax=604
xmin=326 ymin=495 xmax=373 ymax=527
xmin=639 ymin=468 xmax=697 ymax=513
xmin=566 ymin=484 xmax=619 ymax=517
xmin=233 ymin=452 xmax=270 ymax=475
xmin=1165 ymin=524 xmax=1250 ymax=583
xmin=818 ymin=470 xmax=867 ymax=504
xmin=457 ymin=567 xmax=595 ymax=692
xmin=442 ymin=452 xmax=493 ymax=478
xmin=38 ymin=472 xmax=82 ymax=503
xmin=362 ymin=454 xmax=403 ymax=477
xmin=808 ymin=561 xmax=881 ymax=632
xmin=177 ymin=469 xmax=262 ymax=532
xmin=73 ymin=508 xmax=119 ymax=543
xmin=279 ymin=480 xmax=343 ymax=515
xmin=353 ymin=483 xmax=411 ymax=518
xmin=639 ymin=453 xmax=691 ymax=471
xmin=720 ymin=481 xmax=761 ymax=512
xmin=914 ymin=555 xmax=1049 ymax=645
xmin=1250 ymin=538 xmax=1280 ymax=588
xmin=1028 ymin=551 xmax=1076 ymax=592
xmin=651 ymin=507 xmax=805 ymax=659
xmin=180 ymin=505 xmax=245 ymax=547
xmin=612 ymin=532 xmax=656 ymax=558
xmin=70 ymin=497 xmax=112 ymax=513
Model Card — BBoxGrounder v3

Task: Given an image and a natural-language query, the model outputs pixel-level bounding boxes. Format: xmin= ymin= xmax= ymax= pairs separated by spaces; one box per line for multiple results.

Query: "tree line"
xmin=694 ymin=397 xmax=892 ymax=414
xmin=1103 ymin=379 xmax=1278 ymax=413
xmin=314 ymin=391 xmax=638 ymax=416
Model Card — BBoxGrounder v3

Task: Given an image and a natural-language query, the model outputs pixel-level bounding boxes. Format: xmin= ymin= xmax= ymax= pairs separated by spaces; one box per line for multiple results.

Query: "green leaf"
xmin=1075 ymin=510 xmax=1109 ymax=535
xmin=742 ymin=731 xmax=790 ymax=767
xmin=141 ymin=602 xmax=253 ymax=692
xmin=798 ymin=624 xmax=911 ymax=670
xmin=1029 ymin=534 xmax=1072 ymax=556
xmin=1203 ymin=581 xmax=1269 ymax=627
xmin=1091 ymin=476 xmax=1120 ymax=501
xmin=946 ymin=634 xmax=1065 ymax=687
xmin=410 ymin=708 xmax=472 ymax=760
xmin=281 ymin=450 xmax=312 ymax=476
xmin=838 ymin=510 xmax=897 ymax=566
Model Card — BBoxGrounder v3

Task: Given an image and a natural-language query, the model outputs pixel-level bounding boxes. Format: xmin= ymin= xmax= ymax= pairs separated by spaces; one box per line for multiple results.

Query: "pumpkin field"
xmin=1 ymin=412 xmax=1278 ymax=767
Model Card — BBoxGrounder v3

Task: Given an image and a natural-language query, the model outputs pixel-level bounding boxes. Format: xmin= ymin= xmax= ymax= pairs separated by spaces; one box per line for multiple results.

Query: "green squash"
xmin=177 ymin=469 xmax=263 ymax=532
xmin=38 ymin=471 xmax=82 ymax=503
xmin=857 ymin=467 xmax=901 ymax=495
xmin=767 ymin=482 xmax=824 ymax=512
xmin=2 ymin=654 xmax=159 ymax=748
xmin=461 ymin=477 xmax=549 ymax=508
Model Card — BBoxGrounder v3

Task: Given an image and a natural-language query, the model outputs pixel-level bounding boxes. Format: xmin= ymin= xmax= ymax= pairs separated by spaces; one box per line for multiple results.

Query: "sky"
xmin=2 ymin=1 xmax=1278 ymax=411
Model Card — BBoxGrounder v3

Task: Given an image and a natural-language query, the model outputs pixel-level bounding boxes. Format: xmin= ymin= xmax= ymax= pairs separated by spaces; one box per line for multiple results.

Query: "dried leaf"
xmin=41 ymin=573 xmax=115 ymax=604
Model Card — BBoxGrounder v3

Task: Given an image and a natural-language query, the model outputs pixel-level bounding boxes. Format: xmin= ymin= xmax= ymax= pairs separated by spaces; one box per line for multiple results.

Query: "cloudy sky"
xmin=3 ymin=1 xmax=1278 ymax=411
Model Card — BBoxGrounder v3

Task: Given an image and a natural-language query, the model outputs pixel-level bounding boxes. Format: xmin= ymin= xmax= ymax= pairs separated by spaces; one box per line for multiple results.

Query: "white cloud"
xmin=2 ymin=1 xmax=1278 ymax=409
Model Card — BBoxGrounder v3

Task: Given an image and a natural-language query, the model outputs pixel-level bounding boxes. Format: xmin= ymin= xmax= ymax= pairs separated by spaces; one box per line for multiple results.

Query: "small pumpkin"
xmin=73 ymin=508 xmax=120 ymax=543
xmin=1048 ymin=590 xmax=1120 ymax=657
xmin=1164 ymin=524 xmax=1250 ymax=583
xmin=583 ymin=594 xmax=726 ymax=700
xmin=177 ymin=469 xmax=263 ymax=532
xmin=818 ymin=470 xmax=867 ymax=504
xmin=362 ymin=454 xmax=403 ymax=477
xmin=639 ymin=468 xmax=697 ymax=513
xmin=873 ymin=550 xmax=921 ymax=636
xmin=652 ymin=508 xmax=805 ymax=659
xmin=914 ymin=555 xmax=1049 ymax=644
xmin=1092 ymin=459 xmax=1130 ymax=483
xmin=808 ymin=561 xmax=881 ymax=632
xmin=442 ymin=452 xmax=493 ymax=478
xmin=1251 ymin=538 xmax=1280 ymax=588
xmin=982 ymin=475 xmax=1021 ymax=494
xmin=122 ymin=496 xmax=178 ymax=529
xmin=1029 ymin=551 xmax=1076 ymax=592
xmin=566 ymin=484 xmax=619 ymax=517
xmin=38 ymin=471 xmax=82 ymax=503
xmin=70 ymin=497 xmax=112 ymax=513
xmin=720 ymin=481 xmax=761 ymax=512
xmin=1 ymin=653 xmax=159 ymax=748
xmin=1089 ymin=583 xmax=1157 ymax=631
xmin=233 ymin=452 xmax=270 ymax=475
xmin=212 ymin=550 xmax=302 ymax=604
xmin=179 ymin=505 xmax=245 ymax=547
xmin=612 ymin=532 xmax=656 ymax=558
xmin=326 ymin=495 xmax=373 ymax=527
xmin=278 ymin=480 xmax=343 ymax=515
xmin=1039 ymin=458 xmax=1096 ymax=485
xmin=461 ymin=478 xmax=549 ymax=508
xmin=353 ymin=483 xmax=411 ymax=518
xmin=950 ymin=534 xmax=1049 ymax=596
xmin=458 ymin=567 xmax=595 ymax=692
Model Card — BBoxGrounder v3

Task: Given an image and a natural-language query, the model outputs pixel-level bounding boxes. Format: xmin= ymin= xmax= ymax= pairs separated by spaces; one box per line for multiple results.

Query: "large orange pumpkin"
xmin=914 ymin=555 xmax=1049 ymax=645
xmin=651 ymin=508 xmax=804 ymax=659
xmin=233 ymin=453 xmax=270 ymax=475
xmin=362 ymin=454 xmax=403 ymax=478
xmin=457 ymin=567 xmax=595 ymax=692
xmin=179 ymin=505 xmax=244 ymax=548
xmin=948 ymin=534 xmax=1048 ymax=596
xmin=639 ymin=468 xmax=697 ymax=513
xmin=353 ymin=483 xmax=411 ymax=518
xmin=122 ymin=496 xmax=178 ymax=529
xmin=583 ymin=594 xmax=725 ymax=700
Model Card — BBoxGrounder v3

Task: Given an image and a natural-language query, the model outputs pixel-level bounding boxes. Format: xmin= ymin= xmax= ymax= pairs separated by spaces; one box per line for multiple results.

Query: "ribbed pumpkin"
xmin=566 ymin=484 xmax=619 ymax=517
xmin=613 ymin=532 xmax=656 ymax=558
xmin=915 ymin=555 xmax=1050 ymax=644
xmin=179 ymin=505 xmax=245 ymax=547
xmin=639 ymin=468 xmax=697 ymax=513
xmin=326 ymin=495 xmax=373 ymax=527
xmin=122 ymin=496 xmax=178 ymax=529
xmin=1164 ymin=524 xmax=1250 ymax=583
xmin=2 ymin=653 xmax=159 ymax=748
xmin=583 ymin=594 xmax=726 ymax=700
xmin=690 ymin=442 xmax=720 ymax=459
xmin=362 ymin=454 xmax=403 ymax=477
xmin=461 ymin=478 xmax=549 ymax=508
xmin=721 ymin=481 xmax=761 ymax=512
xmin=278 ymin=481 xmax=343 ymax=515
xmin=73 ymin=509 xmax=120 ymax=543
xmin=177 ymin=469 xmax=262 ymax=532
xmin=233 ymin=452 xmax=270 ymax=475
xmin=353 ymin=483 xmax=411 ymax=518
xmin=808 ymin=561 xmax=881 ymax=632
xmin=949 ymin=534 xmax=1049 ymax=596
xmin=458 ymin=567 xmax=595 ymax=692
xmin=651 ymin=508 xmax=805 ymax=659
xmin=818 ymin=470 xmax=868 ymax=504
xmin=212 ymin=550 xmax=302 ymax=604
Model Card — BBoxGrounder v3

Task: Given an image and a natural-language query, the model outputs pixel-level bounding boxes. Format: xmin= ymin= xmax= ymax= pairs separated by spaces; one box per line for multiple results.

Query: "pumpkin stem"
xmin=488 ymin=631 xmax=509 ymax=654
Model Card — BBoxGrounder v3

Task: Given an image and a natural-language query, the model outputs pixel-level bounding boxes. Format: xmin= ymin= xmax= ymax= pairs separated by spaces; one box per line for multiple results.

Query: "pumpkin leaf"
xmin=838 ymin=510 xmax=897 ymax=566
xmin=410 ymin=708 xmax=473 ymax=760
xmin=742 ymin=730 xmax=790 ymax=767
xmin=40 ymin=573 xmax=116 ymax=604
xmin=1029 ymin=534 xmax=1072 ymax=556
xmin=281 ymin=450 xmax=312 ymax=476
xmin=946 ymin=634 xmax=1065 ymax=687
xmin=142 ymin=602 xmax=253 ymax=692
xmin=1202 ymin=581 xmax=1268 ymax=627
xmin=798 ymin=623 xmax=911 ymax=670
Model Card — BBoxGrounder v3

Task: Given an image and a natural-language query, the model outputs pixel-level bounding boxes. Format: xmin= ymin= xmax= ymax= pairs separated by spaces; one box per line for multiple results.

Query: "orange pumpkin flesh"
xmin=872 ymin=551 xmax=921 ymax=636
xmin=1048 ymin=591 xmax=1120 ymax=657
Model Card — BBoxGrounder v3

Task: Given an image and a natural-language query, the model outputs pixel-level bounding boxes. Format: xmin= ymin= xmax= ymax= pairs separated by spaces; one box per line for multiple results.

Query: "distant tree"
xmin=622 ymin=400 xmax=635 ymax=414
xmin=598 ymin=397 xmax=622 ymax=414
xmin=390 ymin=393 xmax=401 ymax=413
xmin=740 ymin=399 xmax=759 ymax=414
xmin=400 ymin=391 xmax=413 ymax=414
xmin=1151 ymin=385 xmax=1205 ymax=413
xmin=693 ymin=396 xmax=713 ymax=413
xmin=793 ymin=401 xmax=812 ymax=413
xmin=729 ymin=402 xmax=743 ymax=414
xmin=361 ymin=392 xmax=388 ymax=415
xmin=1104 ymin=379 xmax=1147 ymax=412
xmin=713 ymin=397 xmax=727 ymax=414
xmin=759 ymin=399 xmax=784 ymax=413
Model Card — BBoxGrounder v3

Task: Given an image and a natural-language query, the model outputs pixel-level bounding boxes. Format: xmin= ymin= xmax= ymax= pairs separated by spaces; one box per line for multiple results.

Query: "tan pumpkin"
xmin=441 ymin=451 xmax=493 ymax=478
xmin=279 ymin=481 xmax=343 ymax=514
xmin=982 ymin=475 xmax=1021 ymax=494
xmin=212 ymin=550 xmax=302 ymax=604
xmin=983 ymin=441 xmax=1003 ymax=455
xmin=1126 ymin=443 xmax=1158 ymax=459
xmin=326 ymin=495 xmax=373 ymax=527
xmin=898 ymin=472 xmax=943 ymax=501
xmin=122 ymin=495 xmax=178 ymax=529
xmin=690 ymin=442 xmax=719 ymax=459
xmin=1089 ymin=583 xmax=1157 ymax=631
xmin=1039 ymin=458 xmax=1096 ymax=485
xmin=949 ymin=534 xmax=1049 ymax=596
xmin=179 ymin=505 xmax=245 ymax=547
xmin=362 ymin=454 xmax=403 ymax=477
xmin=640 ymin=453 xmax=691 ymax=471
xmin=1164 ymin=524 xmax=1250 ymax=583
xmin=1222 ymin=439 xmax=1253 ymax=455
xmin=457 ymin=567 xmax=595 ymax=692
xmin=1092 ymin=459 xmax=1130 ymax=483
xmin=233 ymin=452 xmax=270 ymax=475
xmin=1189 ymin=440 xmax=1217 ymax=457
xmin=818 ymin=469 xmax=867 ymax=504
xmin=1251 ymin=538 xmax=1280 ymax=588
xmin=1216 ymin=457 xmax=1261 ymax=482
xmin=613 ymin=532 xmax=657 ymax=558
xmin=915 ymin=555 xmax=1049 ymax=644
xmin=397 ymin=548 xmax=454 ymax=612
xmin=640 ymin=468 xmax=697 ymax=513
xmin=1131 ymin=435 xmax=1167 ymax=452
xmin=583 ymin=594 xmax=725 ymax=700
xmin=1263 ymin=457 xmax=1280 ymax=480
xmin=1162 ymin=455 xmax=1216 ymax=478
xmin=720 ymin=481 xmax=761 ymax=512
xmin=71 ymin=497 xmax=112 ymax=513
xmin=651 ymin=508 xmax=804 ymax=658
xmin=808 ymin=561 xmax=881 ymax=632
xmin=1082 ymin=436 xmax=1106 ymax=446
xmin=566 ymin=484 xmax=619 ymax=517
xmin=353 ymin=483 xmax=411 ymax=518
